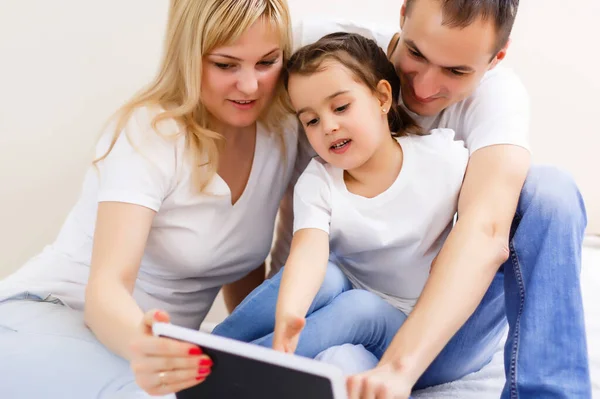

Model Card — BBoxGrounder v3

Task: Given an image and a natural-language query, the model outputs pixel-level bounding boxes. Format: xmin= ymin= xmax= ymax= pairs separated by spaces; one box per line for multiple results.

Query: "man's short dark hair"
xmin=405 ymin=0 xmax=519 ymax=54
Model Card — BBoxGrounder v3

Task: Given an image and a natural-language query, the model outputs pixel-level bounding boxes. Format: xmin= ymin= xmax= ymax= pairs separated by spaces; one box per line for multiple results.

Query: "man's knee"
xmin=520 ymin=165 xmax=587 ymax=228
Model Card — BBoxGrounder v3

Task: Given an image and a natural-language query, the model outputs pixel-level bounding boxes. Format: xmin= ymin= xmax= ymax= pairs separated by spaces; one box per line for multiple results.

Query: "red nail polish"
xmin=198 ymin=367 xmax=211 ymax=374
xmin=189 ymin=347 xmax=203 ymax=355
xmin=196 ymin=376 xmax=206 ymax=381
xmin=199 ymin=358 xmax=213 ymax=367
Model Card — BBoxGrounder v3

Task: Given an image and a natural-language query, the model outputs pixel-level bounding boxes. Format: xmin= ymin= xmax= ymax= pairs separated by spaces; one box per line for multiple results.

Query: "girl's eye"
xmin=334 ymin=104 xmax=349 ymax=113
xmin=306 ymin=118 xmax=319 ymax=127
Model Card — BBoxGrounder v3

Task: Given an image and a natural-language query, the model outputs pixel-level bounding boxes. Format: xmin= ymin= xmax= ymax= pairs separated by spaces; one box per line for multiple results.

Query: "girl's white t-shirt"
xmin=292 ymin=130 xmax=468 ymax=314
xmin=0 ymin=106 xmax=298 ymax=329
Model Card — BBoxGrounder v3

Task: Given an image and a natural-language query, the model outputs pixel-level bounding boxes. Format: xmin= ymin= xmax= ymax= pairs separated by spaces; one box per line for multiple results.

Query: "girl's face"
xmin=288 ymin=60 xmax=392 ymax=171
xmin=202 ymin=19 xmax=284 ymax=130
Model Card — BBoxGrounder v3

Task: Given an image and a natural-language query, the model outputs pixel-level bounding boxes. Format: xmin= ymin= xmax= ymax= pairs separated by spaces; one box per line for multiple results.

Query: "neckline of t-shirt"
xmin=214 ymin=122 xmax=267 ymax=208
xmin=334 ymin=136 xmax=413 ymax=205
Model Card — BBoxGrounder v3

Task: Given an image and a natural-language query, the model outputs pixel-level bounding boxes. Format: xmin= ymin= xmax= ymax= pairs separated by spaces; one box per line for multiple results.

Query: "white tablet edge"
xmin=153 ymin=322 xmax=348 ymax=399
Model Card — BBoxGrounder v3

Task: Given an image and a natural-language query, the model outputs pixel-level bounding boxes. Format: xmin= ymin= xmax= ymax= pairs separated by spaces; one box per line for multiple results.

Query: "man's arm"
xmin=222 ymin=263 xmax=266 ymax=313
xmin=379 ymin=144 xmax=530 ymax=382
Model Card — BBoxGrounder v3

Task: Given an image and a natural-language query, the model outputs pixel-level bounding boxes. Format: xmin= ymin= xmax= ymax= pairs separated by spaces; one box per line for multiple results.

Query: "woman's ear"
xmin=376 ymin=79 xmax=393 ymax=112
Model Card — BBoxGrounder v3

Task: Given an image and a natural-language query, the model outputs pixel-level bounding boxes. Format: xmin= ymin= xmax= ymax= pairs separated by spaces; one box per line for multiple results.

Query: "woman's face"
xmin=201 ymin=19 xmax=284 ymax=130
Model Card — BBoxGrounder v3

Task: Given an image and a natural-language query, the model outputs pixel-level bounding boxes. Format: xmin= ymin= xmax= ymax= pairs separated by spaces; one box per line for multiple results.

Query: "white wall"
xmin=1 ymin=0 xmax=599 ymax=278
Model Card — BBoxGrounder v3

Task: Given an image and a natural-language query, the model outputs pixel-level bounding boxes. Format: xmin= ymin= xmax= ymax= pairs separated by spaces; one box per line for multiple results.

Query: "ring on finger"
xmin=159 ymin=371 xmax=167 ymax=388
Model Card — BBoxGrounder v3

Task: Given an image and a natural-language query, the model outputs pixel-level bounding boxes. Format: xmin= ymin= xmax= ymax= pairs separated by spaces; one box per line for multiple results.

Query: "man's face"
xmin=390 ymin=0 xmax=508 ymax=116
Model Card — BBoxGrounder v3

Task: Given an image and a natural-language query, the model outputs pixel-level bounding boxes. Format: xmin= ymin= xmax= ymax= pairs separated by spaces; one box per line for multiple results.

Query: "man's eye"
xmin=408 ymin=49 xmax=423 ymax=59
xmin=449 ymin=69 xmax=467 ymax=77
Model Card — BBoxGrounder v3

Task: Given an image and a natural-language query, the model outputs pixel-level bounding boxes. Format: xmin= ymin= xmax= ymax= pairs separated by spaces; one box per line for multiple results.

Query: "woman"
xmin=0 ymin=0 xmax=296 ymax=397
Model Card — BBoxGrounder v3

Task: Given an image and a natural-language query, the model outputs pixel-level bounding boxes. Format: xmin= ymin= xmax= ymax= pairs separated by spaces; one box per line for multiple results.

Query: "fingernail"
xmin=189 ymin=347 xmax=203 ymax=355
xmin=196 ymin=376 xmax=207 ymax=381
xmin=198 ymin=367 xmax=211 ymax=374
xmin=199 ymin=358 xmax=213 ymax=367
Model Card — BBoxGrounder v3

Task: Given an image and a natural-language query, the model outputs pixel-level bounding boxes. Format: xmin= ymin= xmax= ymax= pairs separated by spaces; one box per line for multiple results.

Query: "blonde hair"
xmin=94 ymin=0 xmax=293 ymax=192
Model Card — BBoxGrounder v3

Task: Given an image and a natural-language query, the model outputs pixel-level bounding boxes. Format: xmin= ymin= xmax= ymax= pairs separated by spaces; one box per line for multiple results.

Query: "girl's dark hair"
xmin=284 ymin=32 xmax=422 ymax=137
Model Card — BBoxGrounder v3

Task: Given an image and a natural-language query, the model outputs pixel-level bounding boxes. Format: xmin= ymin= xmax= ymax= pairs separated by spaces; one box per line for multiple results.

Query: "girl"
xmin=212 ymin=32 xmax=468 ymax=367
xmin=0 ymin=0 xmax=297 ymax=397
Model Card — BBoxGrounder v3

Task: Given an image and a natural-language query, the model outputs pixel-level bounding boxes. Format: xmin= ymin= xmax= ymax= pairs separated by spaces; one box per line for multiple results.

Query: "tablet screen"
xmin=176 ymin=345 xmax=337 ymax=399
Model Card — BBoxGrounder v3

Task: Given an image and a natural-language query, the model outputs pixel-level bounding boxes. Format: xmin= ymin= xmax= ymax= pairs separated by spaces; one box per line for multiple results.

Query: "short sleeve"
xmin=293 ymin=159 xmax=333 ymax=235
xmin=429 ymin=128 xmax=469 ymax=176
xmin=94 ymin=107 xmax=180 ymax=212
xmin=458 ymin=67 xmax=531 ymax=155
xmin=293 ymin=17 xmax=397 ymax=53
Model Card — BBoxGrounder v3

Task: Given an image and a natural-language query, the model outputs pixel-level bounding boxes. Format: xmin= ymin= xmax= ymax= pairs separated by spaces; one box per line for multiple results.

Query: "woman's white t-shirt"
xmin=293 ymin=130 xmax=468 ymax=314
xmin=0 ymin=107 xmax=298 ymax=329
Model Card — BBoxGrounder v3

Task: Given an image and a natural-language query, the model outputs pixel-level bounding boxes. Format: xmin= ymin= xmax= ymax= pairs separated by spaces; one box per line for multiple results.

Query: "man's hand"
xmin=347 ymin=363 xmax=413 ymax=399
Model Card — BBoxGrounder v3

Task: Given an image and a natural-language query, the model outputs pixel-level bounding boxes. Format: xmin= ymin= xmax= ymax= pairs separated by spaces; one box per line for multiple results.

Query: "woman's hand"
xmin=129 ymin=309 xmax=213 ymax=395
xmin=272 ymin=313 xmax=306 ymax=354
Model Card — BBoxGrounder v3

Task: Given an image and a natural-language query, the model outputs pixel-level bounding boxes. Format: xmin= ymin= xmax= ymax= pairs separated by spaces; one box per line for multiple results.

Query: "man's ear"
xmin=387 ymin=32 xmax=401 ymax=59
xmin=489 ymin=38 xmax=511 ymax=71
xmin=376 ymin=79 xmax=393 ymax=112
xmin=400 ymin=0 xmax=408 ymax=29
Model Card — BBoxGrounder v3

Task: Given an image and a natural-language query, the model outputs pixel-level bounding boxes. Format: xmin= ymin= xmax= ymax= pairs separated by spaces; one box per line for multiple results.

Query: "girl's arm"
xmin=277 ymin=228 xmax=329 ymax=319
xmin=273 ymin=227 xmax=329 ymax=352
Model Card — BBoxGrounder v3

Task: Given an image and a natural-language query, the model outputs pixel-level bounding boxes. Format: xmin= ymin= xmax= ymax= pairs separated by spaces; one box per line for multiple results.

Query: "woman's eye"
xmin=258 ymin=59 xmax=277 ymax=67
xmin=215 ymin=62 xmax=233 ymax=70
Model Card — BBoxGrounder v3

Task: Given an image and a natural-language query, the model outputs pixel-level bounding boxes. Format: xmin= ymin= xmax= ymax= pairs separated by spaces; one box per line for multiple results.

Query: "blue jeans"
xmin=213 ymin=261 xmax=408 ymax=360
xmin=214 ymin=165 xmax=592 ymax=398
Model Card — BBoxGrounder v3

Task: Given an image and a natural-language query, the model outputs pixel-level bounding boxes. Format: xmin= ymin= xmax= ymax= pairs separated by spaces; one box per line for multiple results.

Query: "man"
xmin=271 ymin=0 xmax=591 ymax=397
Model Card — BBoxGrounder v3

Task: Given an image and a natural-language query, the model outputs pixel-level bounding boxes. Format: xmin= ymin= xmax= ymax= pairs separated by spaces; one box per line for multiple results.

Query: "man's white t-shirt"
xmin=269 ymin=18 xmax=531 ymax=272
xmin=293 ymin=131 xmax=468 ymax=314
xmin=0 ymin=106 xmax=298 ymax=329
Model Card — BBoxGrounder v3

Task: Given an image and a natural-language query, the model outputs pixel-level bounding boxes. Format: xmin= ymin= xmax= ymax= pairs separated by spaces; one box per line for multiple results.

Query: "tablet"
xmin=153 ymin=322 xmax=348 ymax=399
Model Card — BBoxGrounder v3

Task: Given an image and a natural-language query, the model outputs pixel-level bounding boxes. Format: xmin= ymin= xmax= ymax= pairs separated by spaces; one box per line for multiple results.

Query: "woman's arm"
xmin=84 ymin=201 xmax=156 ymax=360
xmin=222 ymin=263 xmax=266 ymax=313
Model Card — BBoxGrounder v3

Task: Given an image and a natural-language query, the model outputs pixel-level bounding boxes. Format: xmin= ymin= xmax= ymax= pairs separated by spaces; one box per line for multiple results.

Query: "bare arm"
xmin=379 ymin=144 xmax=530 ymax=382
xmin=276 ymin=228 xmax=330 ymax=319
xmin=84 ymin=201 xmax=155 ymax=361
xmin=222 ymin=263 xmax=266 ymax=313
